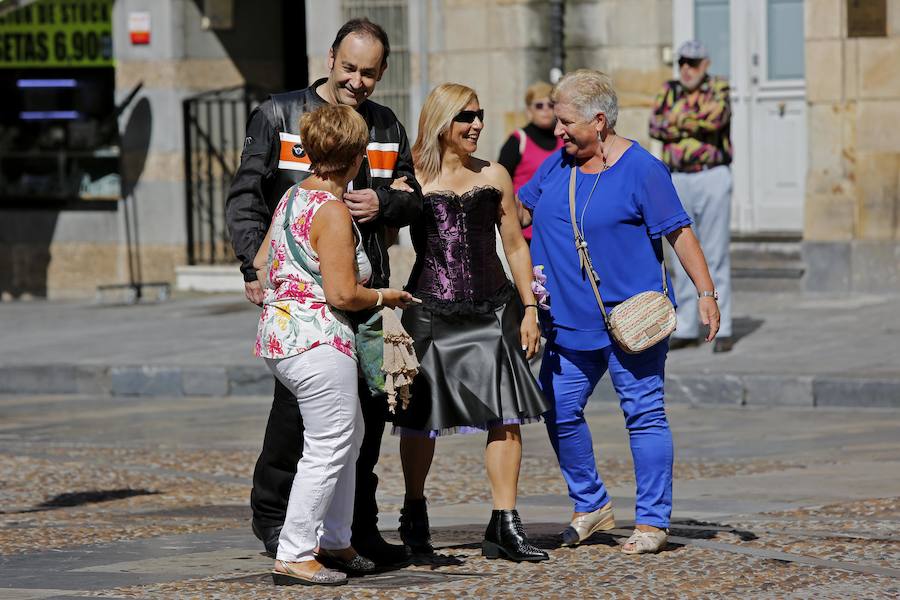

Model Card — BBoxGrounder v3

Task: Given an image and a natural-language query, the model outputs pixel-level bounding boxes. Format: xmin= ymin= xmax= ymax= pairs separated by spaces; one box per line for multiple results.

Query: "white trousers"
xmin=266 ymin=345 xmax=364 ymax=562
xmin=670 ymin=165 xmax=733 ymax=338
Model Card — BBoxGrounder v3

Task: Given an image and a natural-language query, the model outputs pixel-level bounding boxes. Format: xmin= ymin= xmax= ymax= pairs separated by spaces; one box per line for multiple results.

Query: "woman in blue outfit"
xmin=517 ymin=70 xmax=720 ymax=554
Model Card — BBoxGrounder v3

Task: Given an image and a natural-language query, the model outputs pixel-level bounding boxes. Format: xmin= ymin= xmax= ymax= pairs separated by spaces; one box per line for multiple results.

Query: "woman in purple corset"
xmin=393 ymin=83 xmax=551 ymax=563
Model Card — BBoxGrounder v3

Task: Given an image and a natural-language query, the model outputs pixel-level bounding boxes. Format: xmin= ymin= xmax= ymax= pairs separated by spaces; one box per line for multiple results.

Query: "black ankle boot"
xmin=398 ymin=497 xmax=433 ymax=554
xmin=482 ymin=509 xmax=549 ymax=562
xmin=352 ymin=530 xmax=411 ymax=569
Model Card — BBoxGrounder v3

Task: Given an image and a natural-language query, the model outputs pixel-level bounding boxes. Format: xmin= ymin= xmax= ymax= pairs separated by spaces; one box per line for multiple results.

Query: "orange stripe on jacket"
xmin=367 ymin=149 xmax=398 ymax=172
xmin=280 ymin=140 xmax=311 ymax=166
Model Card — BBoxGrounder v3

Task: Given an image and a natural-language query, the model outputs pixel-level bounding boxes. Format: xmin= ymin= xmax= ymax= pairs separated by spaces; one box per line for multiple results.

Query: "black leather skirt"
xmin=392 ymin=299 xmax=551 ymax=437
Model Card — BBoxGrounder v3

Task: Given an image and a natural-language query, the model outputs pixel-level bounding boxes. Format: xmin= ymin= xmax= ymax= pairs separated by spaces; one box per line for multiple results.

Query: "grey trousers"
xmin=670 ymin=165 xmax=733 ymax=338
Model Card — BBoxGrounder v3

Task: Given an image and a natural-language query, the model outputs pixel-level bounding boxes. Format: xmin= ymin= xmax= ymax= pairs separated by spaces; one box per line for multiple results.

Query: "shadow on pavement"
xmin=1 ymin=488 xmax=159 ymax=514
xmin=732 ymin=316 xmax=765 ymax=342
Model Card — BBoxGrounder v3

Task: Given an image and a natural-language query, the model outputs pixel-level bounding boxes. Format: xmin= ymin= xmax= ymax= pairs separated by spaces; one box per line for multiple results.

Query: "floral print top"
xmin=255 ymin=186 xmax=371 ymax=360
xmin=648 ymin=75 xmax=732 ymax=173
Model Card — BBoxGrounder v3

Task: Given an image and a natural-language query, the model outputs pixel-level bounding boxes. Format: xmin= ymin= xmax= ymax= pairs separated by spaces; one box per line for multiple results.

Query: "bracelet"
xmin=524 ymin=304 xmax=539 ymax=310
xmin=374 ymin=289 xmax=384 ymax=307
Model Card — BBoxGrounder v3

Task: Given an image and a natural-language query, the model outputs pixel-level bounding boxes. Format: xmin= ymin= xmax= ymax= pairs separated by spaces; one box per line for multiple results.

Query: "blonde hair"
xmin=525 ymin=81 xmax=553 ymax=106
xmin=551 ymin=69 xmax=619 ymax=128
xmin=299 ymin=104 xmax=369 ymax=180
xmin=412 ymin=83 xmax=479 ymax=184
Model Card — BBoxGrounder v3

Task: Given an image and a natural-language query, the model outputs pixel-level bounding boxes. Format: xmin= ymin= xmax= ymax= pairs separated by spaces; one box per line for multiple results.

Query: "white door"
xmin=673 ymin=0 xmax=806 ymax=233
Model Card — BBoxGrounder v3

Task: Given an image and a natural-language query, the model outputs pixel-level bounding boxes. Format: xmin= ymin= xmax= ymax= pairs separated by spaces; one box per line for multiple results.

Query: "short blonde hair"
xmin=525 ymin=81 xmax=553 ymax=106
xmin=299 ymin=104 xmax=369 ymax=180
xmin=412 ymin=83 xmax=479 ymax=184
xmin=551 ymin=69 xmax=619 ymax=128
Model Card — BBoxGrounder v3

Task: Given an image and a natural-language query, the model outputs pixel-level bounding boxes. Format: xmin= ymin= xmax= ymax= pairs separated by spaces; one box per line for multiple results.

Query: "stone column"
xmin=803 ymin=0 xmax=900 ymax=292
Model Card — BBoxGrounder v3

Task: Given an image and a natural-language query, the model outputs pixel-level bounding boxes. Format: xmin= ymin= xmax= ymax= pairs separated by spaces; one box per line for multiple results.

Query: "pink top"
xmin=512 ymin=129 xmax=564 ymax=240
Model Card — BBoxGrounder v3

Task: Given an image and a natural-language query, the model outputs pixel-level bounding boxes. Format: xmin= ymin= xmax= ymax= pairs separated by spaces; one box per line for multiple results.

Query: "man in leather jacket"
xmin=225 ymin=18 xmax=422 ymax=567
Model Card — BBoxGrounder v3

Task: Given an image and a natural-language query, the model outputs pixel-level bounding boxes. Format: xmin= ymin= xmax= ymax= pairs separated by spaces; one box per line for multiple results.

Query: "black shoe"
xmin=713 ymin=336 xmax=735 ymax=353
xmin=398 ymin=497 xmax=434 ymax=555
xmin=352 ymin=531 xmax=412 ymax=569
xmin=316 ymin=549 xmax=377 ymax=576
xmin=669 ymin=337 xmax=700 ymax=350
xmin=482 ymin=509 xmax=549 ymax=562
xmin=251 ymin=520 xmax=281 ymax=557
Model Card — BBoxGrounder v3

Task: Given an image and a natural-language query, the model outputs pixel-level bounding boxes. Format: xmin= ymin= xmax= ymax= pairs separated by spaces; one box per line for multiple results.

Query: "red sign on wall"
xmin=128 ymin=11 xmax=149 ymax=45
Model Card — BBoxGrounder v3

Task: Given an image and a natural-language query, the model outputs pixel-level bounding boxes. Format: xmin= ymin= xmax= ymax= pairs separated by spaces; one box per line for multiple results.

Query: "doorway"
xmin=674 ymin=0 xmax=807 ymax=233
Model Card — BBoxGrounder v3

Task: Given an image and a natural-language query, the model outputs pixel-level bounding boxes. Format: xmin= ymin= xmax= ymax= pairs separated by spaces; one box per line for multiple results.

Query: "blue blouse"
xmin=519 ymin=142 xmax=691 ymax=350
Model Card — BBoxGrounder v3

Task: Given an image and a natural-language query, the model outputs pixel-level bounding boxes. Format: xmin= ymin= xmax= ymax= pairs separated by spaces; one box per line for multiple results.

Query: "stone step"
xmin=175 ymin=265 xmax=244 ymax=293
xmin=732 ymin=275 xmax=803 ymax=292
xmin=728 ymin=235 xmax=804 ymax=292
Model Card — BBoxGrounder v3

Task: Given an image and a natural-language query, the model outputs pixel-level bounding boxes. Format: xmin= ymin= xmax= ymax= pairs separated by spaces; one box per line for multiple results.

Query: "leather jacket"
xmin=225 ymin=78 xmax=423 ymax=288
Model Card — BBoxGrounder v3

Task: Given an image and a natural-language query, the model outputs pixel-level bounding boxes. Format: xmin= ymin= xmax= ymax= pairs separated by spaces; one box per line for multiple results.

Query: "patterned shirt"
xmin=649 ymin=75 xmax=732 ymax=172
xmin=255 ymin=186 xmax=371 ymax=360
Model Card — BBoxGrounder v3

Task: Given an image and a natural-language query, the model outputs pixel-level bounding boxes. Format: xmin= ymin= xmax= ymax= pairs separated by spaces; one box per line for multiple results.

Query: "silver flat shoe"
xmin=271 ymin=560 xmax=348 ymax=586
xmin=621 ymin=528 xmax=668 ymax=555
xmin=560 ymin=502 xmax=615 ymax=547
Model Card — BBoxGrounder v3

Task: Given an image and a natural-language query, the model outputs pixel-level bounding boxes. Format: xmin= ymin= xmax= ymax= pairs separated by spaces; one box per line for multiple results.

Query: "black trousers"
xmin=250 ymin=376 xmax=388 ymax=539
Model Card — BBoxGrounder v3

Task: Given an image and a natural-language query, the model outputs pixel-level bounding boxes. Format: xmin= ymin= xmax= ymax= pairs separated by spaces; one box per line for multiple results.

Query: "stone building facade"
xmin=0 ymin=0 xmax=289 ymax=299
xmin=2 ymin=0 xmax=898 ymax=298
xmin=803 ymin=0 xmax=900 ymax=292
xmin=319 ymin=0 xmax=899 ymax=293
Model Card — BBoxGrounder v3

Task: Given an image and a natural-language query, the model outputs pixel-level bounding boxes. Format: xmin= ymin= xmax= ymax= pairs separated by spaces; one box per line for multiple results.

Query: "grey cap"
xmin=677 ymin=40 xmax=709 ymax=60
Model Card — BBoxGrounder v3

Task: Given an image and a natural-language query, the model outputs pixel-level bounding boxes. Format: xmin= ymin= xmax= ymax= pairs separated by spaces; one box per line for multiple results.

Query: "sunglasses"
xmin=453 ymin=109 xmax=484 ymax=123
xmin=532 ymin=102 xmax=554 ymax=110
xmin=678 ymin=57 xmax=703 ymax=68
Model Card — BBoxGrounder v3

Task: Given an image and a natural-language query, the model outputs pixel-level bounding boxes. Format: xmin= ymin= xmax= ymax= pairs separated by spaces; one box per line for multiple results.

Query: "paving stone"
xmin=0 ymin=365 xmax=78 ymax=394
xmin=226 ymin=365 xmax=273 ymax=396
xmin=744 ymin=375 xmax=814 ymax=406
xmin=110 ymin=367 xmax=183 ymax=397
xmin=1 ymin=396 xmax=899 ymax=597
xmin=74 ymin=366 xmax=112 ymax=396
xmin=803 ymin=241 xmax=851 ymax=292
xmin=2 ymin=291 xmax=899 ymax=406
xmin=814 ymin=378 xmax=900 ymax=408
xmin=181 ymin=367 xmax=229 ymax=397
xmin=665 ymin=374 xmax=744 ymax=405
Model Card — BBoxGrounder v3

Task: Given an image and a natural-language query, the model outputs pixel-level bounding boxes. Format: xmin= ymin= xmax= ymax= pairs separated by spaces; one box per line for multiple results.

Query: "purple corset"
xmin=407 ymin=186 xmax=515 ymax=314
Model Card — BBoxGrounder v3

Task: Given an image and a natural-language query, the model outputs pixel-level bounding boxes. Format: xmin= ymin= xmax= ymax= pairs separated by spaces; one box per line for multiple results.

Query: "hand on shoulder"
xmin=315 ymin=197 xmax=352 ymax=220
xmin=309 ymin=199 xmax=354 ymax=252
xmin=311 ymin=198 xmax=352 ymax=237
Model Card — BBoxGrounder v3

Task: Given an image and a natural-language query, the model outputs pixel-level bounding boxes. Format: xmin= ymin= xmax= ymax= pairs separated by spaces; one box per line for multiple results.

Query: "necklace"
xmin=577 ymin=159 xmax=608 ymax=241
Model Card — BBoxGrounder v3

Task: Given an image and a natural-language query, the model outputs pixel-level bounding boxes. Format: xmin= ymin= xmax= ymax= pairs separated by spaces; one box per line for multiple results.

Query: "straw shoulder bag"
xmin=568 ymin=167 xmax=676 ymax=354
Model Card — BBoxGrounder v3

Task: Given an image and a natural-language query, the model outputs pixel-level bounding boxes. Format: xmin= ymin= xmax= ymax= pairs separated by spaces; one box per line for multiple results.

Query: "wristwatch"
xmin=374 ymin=289 xmax=384 ymax=307
xmin=698 ymin=290 xmax=719 ymax=300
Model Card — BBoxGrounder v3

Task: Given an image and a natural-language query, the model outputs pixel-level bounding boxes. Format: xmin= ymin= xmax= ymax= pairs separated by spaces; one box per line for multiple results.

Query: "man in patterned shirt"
xmin=650 ymin=40 xmax=734 ymax=353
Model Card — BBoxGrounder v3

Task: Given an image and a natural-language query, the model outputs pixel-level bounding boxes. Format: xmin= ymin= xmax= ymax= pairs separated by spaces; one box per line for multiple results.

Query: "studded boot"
xmin=482 ymin=509 xmax=549 ymax=562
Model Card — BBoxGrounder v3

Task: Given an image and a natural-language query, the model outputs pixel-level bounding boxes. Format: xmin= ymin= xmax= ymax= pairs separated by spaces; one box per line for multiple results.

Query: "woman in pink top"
xmin=253 ymin=104 xmax=413 ymax=587
xmin=497 ymin=81 xmax=565 ymax=242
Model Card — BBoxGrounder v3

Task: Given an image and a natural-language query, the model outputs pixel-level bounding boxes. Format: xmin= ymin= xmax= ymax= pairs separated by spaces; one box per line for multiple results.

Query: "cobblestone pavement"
xmin=1 ymin=394 xmax=899 ymax=599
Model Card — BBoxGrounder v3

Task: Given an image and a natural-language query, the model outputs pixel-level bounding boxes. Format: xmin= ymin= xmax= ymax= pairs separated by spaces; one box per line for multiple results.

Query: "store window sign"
xmin=0 ymin=0 xmax=113 ymax=68
xmin=128 ymin=11 xmax=149 ymax=45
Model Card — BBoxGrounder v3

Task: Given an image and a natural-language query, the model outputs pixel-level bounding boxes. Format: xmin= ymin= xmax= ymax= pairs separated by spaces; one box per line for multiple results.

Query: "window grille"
xmin=342 ymin=0 xmax=410 ymax=127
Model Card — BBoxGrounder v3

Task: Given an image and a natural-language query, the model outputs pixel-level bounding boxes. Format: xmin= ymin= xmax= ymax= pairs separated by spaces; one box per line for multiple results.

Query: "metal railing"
xmin=343 ymin=0 xmax=410 ymax=127
xmin=183 ymin=85 xmax=266 ymax=265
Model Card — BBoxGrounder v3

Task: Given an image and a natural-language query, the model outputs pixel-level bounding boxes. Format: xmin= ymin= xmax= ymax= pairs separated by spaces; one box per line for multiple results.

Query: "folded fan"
xmin=380 ymin=307 xmax=419 ymax=413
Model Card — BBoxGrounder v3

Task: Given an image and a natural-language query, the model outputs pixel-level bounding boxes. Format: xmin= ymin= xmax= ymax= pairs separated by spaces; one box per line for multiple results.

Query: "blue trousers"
xmin=540 ymin=341 xmax=673 ymax=528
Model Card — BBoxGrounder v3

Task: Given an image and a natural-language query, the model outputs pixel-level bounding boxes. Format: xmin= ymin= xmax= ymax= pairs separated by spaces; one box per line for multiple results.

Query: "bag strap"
xmin=516 ymin=128 xmax=527 ymax=155
xmin=568 ymin=166 xmax=611 ymax=328
xmin=282 ymin=190 xmax=324 ymax=287
xmin=567 ymin=166 xmax=669 ymax=327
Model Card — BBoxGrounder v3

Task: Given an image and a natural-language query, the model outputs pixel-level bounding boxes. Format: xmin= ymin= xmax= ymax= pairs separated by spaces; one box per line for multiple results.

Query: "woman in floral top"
xmin=252 ymin=104 xmax=413 ymax=587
